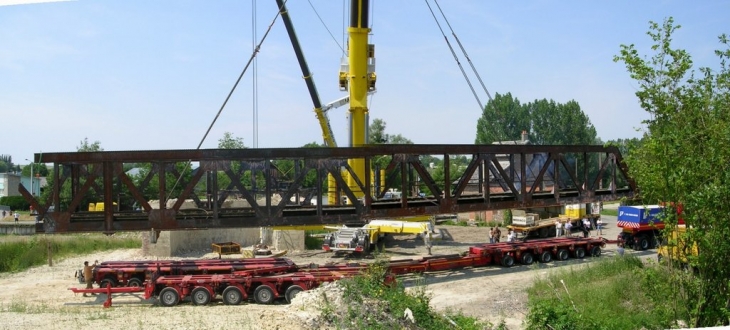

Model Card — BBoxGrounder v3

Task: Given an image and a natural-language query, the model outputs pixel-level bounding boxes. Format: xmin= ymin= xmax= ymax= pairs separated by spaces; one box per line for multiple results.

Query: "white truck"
xmin=322 ymin=220 xmax=431 ymax=255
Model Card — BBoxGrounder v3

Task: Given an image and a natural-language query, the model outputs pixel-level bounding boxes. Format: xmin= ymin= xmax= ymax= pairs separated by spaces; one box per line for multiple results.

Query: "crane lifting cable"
xmin=432 ymin=0 xmax=495 ymax=105
xmin=423 ymin=0 xmax=483 ymax=110
xmin=164 ymin=1 xmax=287 ymax=204
xmin=424 ymin=0 xmax=506 ymax=145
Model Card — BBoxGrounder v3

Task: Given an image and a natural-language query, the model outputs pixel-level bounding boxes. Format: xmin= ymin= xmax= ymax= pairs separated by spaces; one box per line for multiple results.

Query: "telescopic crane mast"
xmin=341 ymin=0 xmax=375 ymax=202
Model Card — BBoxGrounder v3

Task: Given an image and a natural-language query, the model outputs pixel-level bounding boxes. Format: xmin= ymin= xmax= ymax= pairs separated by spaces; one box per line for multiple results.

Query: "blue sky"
xmin=1 ymin=0 xmax=728 ymax=165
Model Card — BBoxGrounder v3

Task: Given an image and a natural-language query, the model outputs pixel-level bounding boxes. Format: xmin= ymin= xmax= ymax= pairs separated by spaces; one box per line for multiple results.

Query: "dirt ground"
xmin=0 ymin=215 xmax=637 ymax=330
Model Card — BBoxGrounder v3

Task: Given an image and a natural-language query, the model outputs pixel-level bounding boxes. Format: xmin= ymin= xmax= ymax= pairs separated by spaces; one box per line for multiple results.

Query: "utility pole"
xmin=25 ymin=158 xmax=33 ymax=196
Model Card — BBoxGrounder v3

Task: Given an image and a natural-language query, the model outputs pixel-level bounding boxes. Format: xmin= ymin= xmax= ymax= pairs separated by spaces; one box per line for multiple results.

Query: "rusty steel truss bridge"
xmin=21 ymin=144 xmax=636 ymax=234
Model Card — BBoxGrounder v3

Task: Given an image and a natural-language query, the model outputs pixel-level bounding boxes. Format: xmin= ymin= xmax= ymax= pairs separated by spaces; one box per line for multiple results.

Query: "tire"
xmin=285 ymin=285 xmax=304 ymax=304
xmin=520 ymin=252 xmax=534 ymax=265
xmin=557 ymin=249 xmax=569 ymax=261
xmin=159 ymin=287 xmax=180 ymax=307
xmin=127 ymin=278 xmax=143 ymax=287
xmin=222 ymin=286 xmax=243 ymax=305
xmin=191 ymin=287 xmax=211 ymax=306
xmin=254 ymin=285 xmax=275 ymax=304
xmin=538 ymin=227 xmax=549 ymax=238
xmin=591 ymin=246 xmax=602 ymax=257
xmin=637 ymin=236 xmax=649 ymax=250
xmin=99 ymin=277 xmax=117 ymax=289
xmin=501 ymin=255 xmax=515 ymax=267
xmin=574 ymin=247 xmax=586 ymax=259
xmin=539 ymin=251 xmax=552 ymax=263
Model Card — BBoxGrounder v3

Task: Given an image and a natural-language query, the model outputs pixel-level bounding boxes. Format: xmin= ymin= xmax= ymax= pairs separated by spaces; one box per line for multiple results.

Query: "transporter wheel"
xmin=99 ymin=277 xmax=117 ymax=289
xmin=539 ymin=251 xmax=552 ymax=263
xmin=222 ymin=286 xmax=243 ymax=305
xmin=520 ymin=252 xmax=534 ymax=265
xmin=159 ymin=287 xmax=180 ymax=307
xmin=591 ymin=246 xmax=602 ymax=257
xmin=126 ymin=278 xmax=143 ymax=287
xmin=191 ymin=287 xmax=211 ymax=306
xmin=501 ymin=255 xmax=515 ymax=267
xmin=574 ymin=247 xmax=586 ymax=259
xmin=637 ymin=236 xmax=650 ymax=251
xmin=254 ymin=285 xmax=275 ymax=304
xmin=285 ymin=285 xmax=304 ymax=304
xmin=557 ymin=249 xmax=570 ymax=261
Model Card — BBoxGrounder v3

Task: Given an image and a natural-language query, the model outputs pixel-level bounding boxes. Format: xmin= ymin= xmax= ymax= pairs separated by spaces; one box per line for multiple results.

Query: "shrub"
xmin=0 ymin=196 xmax=29 ymax=211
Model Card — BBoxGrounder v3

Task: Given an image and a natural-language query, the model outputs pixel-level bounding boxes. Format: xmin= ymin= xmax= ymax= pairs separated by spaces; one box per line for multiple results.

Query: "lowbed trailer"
xmin=70 ymin=237 xmax=606 ymax=307
xmin=88 ymin=257 xmax=297 ymax=288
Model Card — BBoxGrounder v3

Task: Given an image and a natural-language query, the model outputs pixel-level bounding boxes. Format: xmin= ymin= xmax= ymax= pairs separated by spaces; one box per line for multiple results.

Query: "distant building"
xmin=0 ymin=172 xmax=41 ymax=197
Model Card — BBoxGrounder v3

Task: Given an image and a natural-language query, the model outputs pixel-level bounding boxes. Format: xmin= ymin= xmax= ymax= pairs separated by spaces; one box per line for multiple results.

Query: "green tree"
xmin=369 ymin=118 xmax=388 ymax=144
xmin=217 ymin=132 xmax=246 ymax=149
xmin=77 ymin=137 xmax=103 ymax=152
xmin=0 ymin=154 xmax=12 ymax=173
xmin=475 ymin=92 xmax=530 ymax=144
xmin=22 ymin=163 xmax=49 ymax=177
xmin=614 ymin=17 xmax=730 ymax=327
xmin=529 ymin=99 xmax=596 ymax=145
xmin=368 ymin=118 xmax=413 ymax=145
xmin=475 ymin=93 xmax=597 ymax=145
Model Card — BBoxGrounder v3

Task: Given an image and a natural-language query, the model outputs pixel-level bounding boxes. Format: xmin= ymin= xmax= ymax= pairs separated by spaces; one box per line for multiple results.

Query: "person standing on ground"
xmin=582 ymin=217 xmax=591 ymax=237
xmin=2 ymin=210 xmax=6 ymax=218
xmin=422 ymin=230 xmax=432 ymax=256
xmin=14 ymin=211 xmax=19 ymax=222
xmin=489 ymin=226 xmax=496 ymax=244
xmin=494 ymin=226 xmax=502 ymax=243
xmin=555 ymin=220 xmax=563 ymax=238
xmin=82 ymin=261 xmax=96 ymax=297
xmin=596 ymin=218 xmax=603 ymax=236
xmin=506 ymin=229 xmax=516 ymax=243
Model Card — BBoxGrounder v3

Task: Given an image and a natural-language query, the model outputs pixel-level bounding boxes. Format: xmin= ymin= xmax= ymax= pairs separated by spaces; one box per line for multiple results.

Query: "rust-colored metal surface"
xmin=22 ymin=145 xmax=636 ymax=233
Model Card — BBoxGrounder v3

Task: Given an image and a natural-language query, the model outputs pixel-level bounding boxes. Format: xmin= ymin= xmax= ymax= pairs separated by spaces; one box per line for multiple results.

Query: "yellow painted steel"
xmin=314 ymin=107 xmax=336 ymax=148
xmin=345 ymin=1 xmax=371 ymax=203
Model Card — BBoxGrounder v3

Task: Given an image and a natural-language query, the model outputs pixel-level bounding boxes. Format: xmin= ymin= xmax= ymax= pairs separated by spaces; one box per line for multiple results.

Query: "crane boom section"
xmin=276 ymin=0 xmax=337 ymax=148
xmin=346 ymin=0 xmax=371 ymax=201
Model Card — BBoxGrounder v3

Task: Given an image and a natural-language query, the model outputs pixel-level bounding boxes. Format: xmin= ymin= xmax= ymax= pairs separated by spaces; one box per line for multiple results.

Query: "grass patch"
xmin=0 ymin=233 xmax=141 ymax=273
xmin=600 ymin=208 xmax=618 ymax=217
xmin=321 ymin=260 xmax=490 ymax=329
xmin=525 ymin=256 xmax=673 ymax=330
